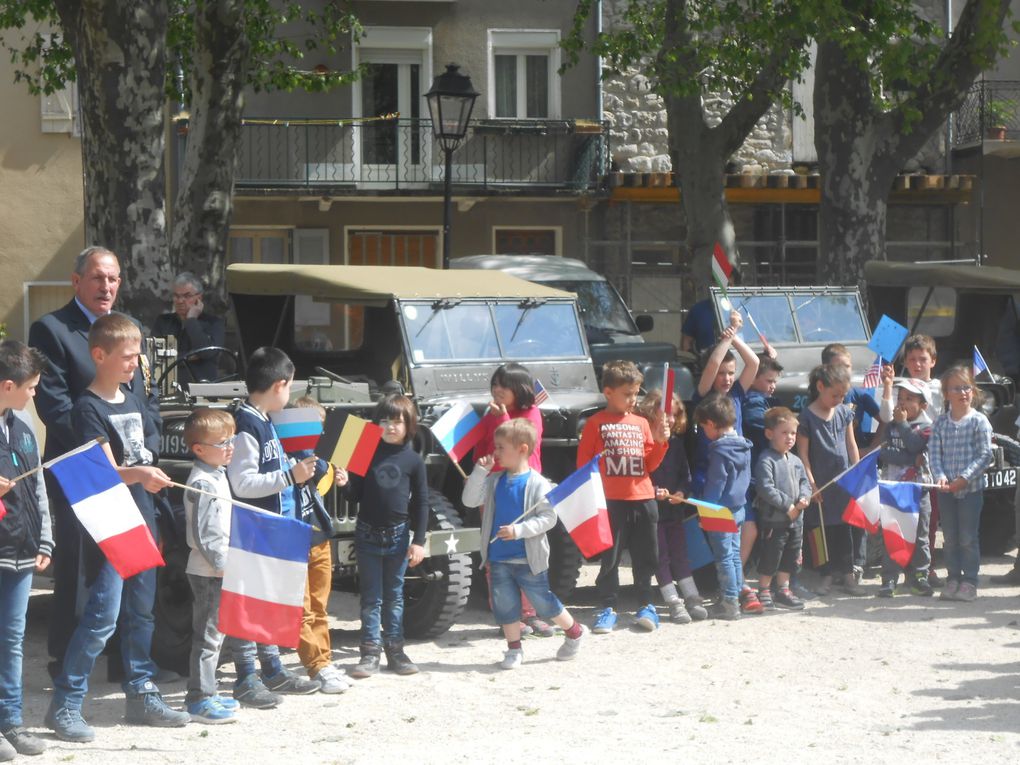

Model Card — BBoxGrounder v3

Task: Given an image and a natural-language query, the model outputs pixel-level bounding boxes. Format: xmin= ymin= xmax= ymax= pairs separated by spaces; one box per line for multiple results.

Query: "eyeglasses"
xmin=199 ymin=436 xmax=236 ymax=449
xmin=948 ymin=385 xmax=973 ymax=394
xmin=172 ymin=292 xmax=200 ymax=301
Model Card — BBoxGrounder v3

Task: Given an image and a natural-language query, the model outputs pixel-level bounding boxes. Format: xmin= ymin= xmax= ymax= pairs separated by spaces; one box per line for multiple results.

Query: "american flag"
xmin=862 ymin=355 xmax=882 ymax=388
xmin=534 ymin=378 xmax=552 ymax=406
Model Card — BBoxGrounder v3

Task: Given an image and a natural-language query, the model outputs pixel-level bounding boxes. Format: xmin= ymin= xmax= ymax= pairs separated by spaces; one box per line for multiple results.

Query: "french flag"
xmin=878 ymin=480 xmax=921 ymax=568
xmin=661 ymin=363 xmax=676 ymax=412
xmin=218 ymin=505 xmax=312 ymax=649
xmin=545 ymin=456 xmax=613 ymax=559
xmin=47 ymin=442 xmax=164 ymax=579
xmin=430 ymin=401 xmax=486 ymax=462
xmin=838 ymin=451 xmax=881 ymax=533
xmin=974 ymin=345 xmax=991 ymax=379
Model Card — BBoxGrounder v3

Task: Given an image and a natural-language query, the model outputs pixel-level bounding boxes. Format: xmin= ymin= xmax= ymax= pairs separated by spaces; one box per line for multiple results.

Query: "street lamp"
xmin=425 ymin=64 xmax=479 ymax=268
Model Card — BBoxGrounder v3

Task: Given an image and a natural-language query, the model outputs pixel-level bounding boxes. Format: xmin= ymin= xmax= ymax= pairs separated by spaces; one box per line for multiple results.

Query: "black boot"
xmin=990 ymin=561 xmax=1020 ymax=585
xmin=350 ymin=644 xmax=381 ymax=679
xmin=383 ymin=642 xmax=419 ymax=675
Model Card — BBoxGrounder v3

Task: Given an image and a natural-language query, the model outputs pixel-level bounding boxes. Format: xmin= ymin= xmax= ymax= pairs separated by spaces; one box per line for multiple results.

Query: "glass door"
xmin=358 ymin=56 xmax=427 ymax=186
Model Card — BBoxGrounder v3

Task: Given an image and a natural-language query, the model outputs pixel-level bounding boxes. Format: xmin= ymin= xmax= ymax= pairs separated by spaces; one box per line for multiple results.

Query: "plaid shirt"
xmin=929 ymin=409 xmax=993 ymax=496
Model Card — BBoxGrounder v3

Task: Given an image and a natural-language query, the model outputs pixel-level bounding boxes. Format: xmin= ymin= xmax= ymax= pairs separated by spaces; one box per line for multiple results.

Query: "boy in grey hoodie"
xmin=462 ymin=419 xmax=587 ymax=670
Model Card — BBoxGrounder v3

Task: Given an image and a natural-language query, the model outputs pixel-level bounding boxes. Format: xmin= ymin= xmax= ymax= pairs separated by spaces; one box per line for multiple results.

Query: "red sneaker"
xmin=739 ymin=588 xmax=765 ymax=614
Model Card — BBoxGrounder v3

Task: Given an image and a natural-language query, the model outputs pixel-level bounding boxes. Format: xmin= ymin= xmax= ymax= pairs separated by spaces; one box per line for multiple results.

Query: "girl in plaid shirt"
xmin=929 ymin=365 xmax=993 ymax=602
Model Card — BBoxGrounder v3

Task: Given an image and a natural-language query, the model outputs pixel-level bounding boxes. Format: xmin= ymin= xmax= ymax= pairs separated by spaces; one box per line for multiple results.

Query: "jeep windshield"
xmin=711 ymin=288 xmax=869 ymax=345
xmin=401 ymin=300 xmax=587 ymax=362
xmin=551 ymin=280 xmax=638 ymax=336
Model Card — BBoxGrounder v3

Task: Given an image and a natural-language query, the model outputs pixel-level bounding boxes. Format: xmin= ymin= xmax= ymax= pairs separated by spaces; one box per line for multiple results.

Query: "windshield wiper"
xmin=415 ymin=299 xmax=461 ymax=337
xmin=510 ymin=298 xmax=545 ymax=342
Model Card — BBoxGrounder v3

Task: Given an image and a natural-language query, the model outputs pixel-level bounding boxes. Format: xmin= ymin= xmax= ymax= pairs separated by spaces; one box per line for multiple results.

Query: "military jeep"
xmin=150 ymin=264 xmax=604 ymax=671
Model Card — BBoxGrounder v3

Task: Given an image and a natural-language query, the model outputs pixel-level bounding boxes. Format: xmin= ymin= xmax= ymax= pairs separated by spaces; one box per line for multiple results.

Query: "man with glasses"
xmin=151 ymin=273 xmax=226 ymax=384
xmin=29 ymin=246 xmax=161 ymax=672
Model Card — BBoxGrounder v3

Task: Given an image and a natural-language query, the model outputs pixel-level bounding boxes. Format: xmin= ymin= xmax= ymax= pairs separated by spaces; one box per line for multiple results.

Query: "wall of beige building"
xmin=0 ymin=54 xmax=84 ymax=342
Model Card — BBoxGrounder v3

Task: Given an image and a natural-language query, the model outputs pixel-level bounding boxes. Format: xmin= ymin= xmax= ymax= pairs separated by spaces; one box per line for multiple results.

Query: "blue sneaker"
xmin=591 ymin=607 xmax=617 ymax=634
xmin=187 ymin=697 xmax=237 ymax=725
xmin=213 ymin=695 xmax=240 ymax=711
xmin=634 ymin=604 xmax=660 ymax=631
xmin=45 ymin=702 xmax=95 ymax=743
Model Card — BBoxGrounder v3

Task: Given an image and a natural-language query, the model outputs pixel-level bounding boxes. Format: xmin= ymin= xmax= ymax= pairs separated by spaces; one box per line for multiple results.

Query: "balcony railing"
xmin=235 ymin=117 xmax=609 ymax=192
xmin=952 ymin=80 xmax=1020 ymax=146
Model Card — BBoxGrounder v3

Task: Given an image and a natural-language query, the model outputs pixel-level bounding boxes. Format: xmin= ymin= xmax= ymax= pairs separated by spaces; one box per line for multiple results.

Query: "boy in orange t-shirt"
xmin=578 ymin=361 xmax=669 ymax=634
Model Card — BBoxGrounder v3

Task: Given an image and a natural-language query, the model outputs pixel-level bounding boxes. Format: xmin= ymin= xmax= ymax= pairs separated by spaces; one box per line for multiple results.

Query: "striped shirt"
xmin=929 ymin=408 xmax=993 ymax=496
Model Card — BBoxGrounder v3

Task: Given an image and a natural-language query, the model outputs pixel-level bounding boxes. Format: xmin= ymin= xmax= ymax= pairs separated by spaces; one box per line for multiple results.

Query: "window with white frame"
xmin=488 ymin=30 xmax=560 ymax=119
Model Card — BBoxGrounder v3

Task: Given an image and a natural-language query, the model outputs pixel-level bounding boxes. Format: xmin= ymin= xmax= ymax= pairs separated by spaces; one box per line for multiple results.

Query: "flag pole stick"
xmin=817 ymin=502 xmax=829 ymax=565
xmin=807 ymin=448 xmax=880 ymax=502
xmin=449 ymin=458 xmax=468 ymax=480
xmin=166 ymin=481 xmax=272 ymax=515
xmin=488 ymin=497 xmax=546 ymax=544
xmin=8 ymin=437 xmax=108 ymax=484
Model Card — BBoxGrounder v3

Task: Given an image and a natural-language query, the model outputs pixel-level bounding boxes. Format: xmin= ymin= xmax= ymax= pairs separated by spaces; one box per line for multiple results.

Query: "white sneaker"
xmin=315 ymin=665 xmax=350 ymax=694
xmin=556 ymin=624 xmax=588 ymax=661
xmin=500 ymin=648 xmax=524 ymax=670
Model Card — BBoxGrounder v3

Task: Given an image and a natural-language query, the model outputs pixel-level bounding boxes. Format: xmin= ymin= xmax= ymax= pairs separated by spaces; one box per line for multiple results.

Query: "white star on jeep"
xmin=444 ymin=536 xmax=459 ymax=554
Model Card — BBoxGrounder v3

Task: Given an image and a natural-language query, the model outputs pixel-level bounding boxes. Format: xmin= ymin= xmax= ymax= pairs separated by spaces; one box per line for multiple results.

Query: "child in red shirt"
xmin=578 ymin=361 xmax=669 ymax=633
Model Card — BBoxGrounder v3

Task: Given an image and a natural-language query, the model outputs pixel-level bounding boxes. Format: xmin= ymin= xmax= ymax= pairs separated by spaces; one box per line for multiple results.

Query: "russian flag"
xmin=974 ymin=345 xmax=991 ymax=379
xmin=218 ymin=505 xmax=312 ymax=648
xmin=545 ymin=456 xmax=613 ymax=558
xmin=838 ymin=451 xmax=881 ymax=533
xmin=430 ymin=401 xmax=485 ymax=462
xmin=271 ymin=408 xmax=324 ymax=452
xmin=47 ymin=442 xmax=164 ymax=579
xmin=878 ymin=480 xmax=921 ymax=568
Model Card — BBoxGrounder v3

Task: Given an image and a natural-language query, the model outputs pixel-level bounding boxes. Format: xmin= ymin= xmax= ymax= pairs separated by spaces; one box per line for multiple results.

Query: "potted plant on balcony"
xmin=984 ymin=98 xmax=1016 ymax=140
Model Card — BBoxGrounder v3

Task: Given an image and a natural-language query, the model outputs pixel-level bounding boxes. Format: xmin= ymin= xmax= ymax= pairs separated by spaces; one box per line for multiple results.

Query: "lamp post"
xmin=425 ymin=64 xmax=479 ymax=268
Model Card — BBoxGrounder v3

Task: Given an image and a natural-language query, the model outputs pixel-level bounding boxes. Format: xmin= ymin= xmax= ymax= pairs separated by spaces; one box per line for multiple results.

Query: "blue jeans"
xmin=355 ymin=521 xmax=409 ymax=646
xmin=0 ymin=569 xmax=33 ymax=728
xmin=938 ymin=491 xmax=984 ymax=587
xmin=489 ymin=561 xmax=564 ymax=625
xmin=705 ymin=506 xmax=746 ymax=599
xmin=225 ymin=638 xmax=282 ymax=683
xmin=53 ymin=562 xmax=159 ymax=710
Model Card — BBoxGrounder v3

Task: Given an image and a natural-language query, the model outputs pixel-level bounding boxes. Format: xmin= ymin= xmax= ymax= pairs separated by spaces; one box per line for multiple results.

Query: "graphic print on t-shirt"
xmin=599 ymin=421 xmax=647 ymax=477
xmin=109 ymin=412 xmax=153 ymax=466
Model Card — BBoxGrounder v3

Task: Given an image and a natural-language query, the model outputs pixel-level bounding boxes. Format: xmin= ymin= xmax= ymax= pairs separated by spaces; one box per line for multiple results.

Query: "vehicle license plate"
xmin=983 ymin=467 xmax=1017 ymax=491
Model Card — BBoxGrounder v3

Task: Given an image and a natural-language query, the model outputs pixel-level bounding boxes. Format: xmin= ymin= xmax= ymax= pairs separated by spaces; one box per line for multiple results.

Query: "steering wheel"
xmin=802 ymin=328 xmax=838 ymax=342
xmin=155 ymin=346 xmax=239 ymax=389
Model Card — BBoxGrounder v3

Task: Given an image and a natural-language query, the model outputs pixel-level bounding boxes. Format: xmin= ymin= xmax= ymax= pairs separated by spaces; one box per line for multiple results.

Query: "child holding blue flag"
xmin=462 ymin=419 xmax=587 ymax=669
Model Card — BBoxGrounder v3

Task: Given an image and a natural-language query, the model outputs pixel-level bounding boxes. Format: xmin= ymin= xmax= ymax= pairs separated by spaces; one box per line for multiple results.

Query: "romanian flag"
xmin=806 ymin=525 xmax=829 ymax=568
xmin=271 ymin=408 xmax=324 ymax=452
xmin=687 ymin=498 xmax=738 ymax=533
xmin=661 ymin=363 xmax=676 ymax=413
xmin=317 ymin=411 xmax=382 ymax=476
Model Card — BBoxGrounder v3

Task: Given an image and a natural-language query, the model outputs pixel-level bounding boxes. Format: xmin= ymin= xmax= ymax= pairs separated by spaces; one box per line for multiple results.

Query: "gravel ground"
xmin=12 ymin=555 xmax=1020 ymax=764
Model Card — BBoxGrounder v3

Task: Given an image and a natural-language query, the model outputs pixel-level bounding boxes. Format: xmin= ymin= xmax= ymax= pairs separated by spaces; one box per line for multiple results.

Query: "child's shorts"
xmin=489 ymin=561 xmax=564 ymax=625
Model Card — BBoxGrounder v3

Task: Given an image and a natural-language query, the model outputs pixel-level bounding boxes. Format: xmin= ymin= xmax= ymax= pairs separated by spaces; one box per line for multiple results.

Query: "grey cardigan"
xmin=754 ymin=447 xmax=811 ymax=526
xmin=462 ymin=464 xmax=555 ymax=575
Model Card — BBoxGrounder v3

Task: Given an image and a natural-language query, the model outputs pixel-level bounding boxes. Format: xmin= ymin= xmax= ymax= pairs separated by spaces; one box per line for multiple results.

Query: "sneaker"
xmin=908 ymin=573 xmax=934 ymax=597
xmin=956 ymin=582 xmax=977 ymax=602
xmin=939 ymin=581 xmax=960 ymax=601
xmin=667 ymin=599 xmax=692 ymax=624
xmin=233 ymin=675 xmax=281 ymax=709
xmin=315 ymin=665 xmax=351 ymax=693
xmin=773 ymin=587 xmax=805 ymax=610
xmin=0 ymin=736 xmax=13 ymax=762
xmin=45 ymin=703 xmax=95 ymax=743
xmin=517 ymin=621 xmax=535 ymax=637
xmin=383 ymin=643 xmax=420 ymax=676
xmin=841 ymin=574 xmax=867 ymax=597
xmin=757 ymin=588 xmax=775 ymax=610
xmin=790 ymin=583 xmax=817 ymax=601
xmin=877 ymin=580 xmax=896 ymax=598
xmin=990 ymin=565 xmax=1020 ymax=585
xmin=263 ymin=667 xmax=321 ymax=695
xmin=929 ymin=570 xmax=944 ymax=588
xmin=715 ymin=597 xmax=741 ymax=621
xmin=684 ymin=596 xmax=709 ymax=621
xmin=351 ymin=646 xmax=382 ymax=679
xmin=125 ymin=691 xmax=190 ymax=728
xmin=212 ymin=695 xmax=239 ymax=711
xmin=523 ymin=616 xmax=556 ymax=637
xmin=634 ymin=604 xmax=659 ymax=631
xmin=814 ymin=575 xmax=833 ymax=596
xmin=1 ymin=726 xmax=46 ymax=756
xmin=556 ymin=625 xmax=588 ymax=661
xmin=187 ymin=697 xmax=236 ymax=725
xmin=500 ymin=648 xmax=524 ymax=670
xmin=591 ymin=607 xmax=617 ymax=634
xmin=739 ymin=589 xmax=764 ymax=615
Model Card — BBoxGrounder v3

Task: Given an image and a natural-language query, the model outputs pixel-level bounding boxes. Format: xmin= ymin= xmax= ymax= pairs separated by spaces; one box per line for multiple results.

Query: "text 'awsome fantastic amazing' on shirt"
xmin=577 ymin=410 xmax=667 ymax=501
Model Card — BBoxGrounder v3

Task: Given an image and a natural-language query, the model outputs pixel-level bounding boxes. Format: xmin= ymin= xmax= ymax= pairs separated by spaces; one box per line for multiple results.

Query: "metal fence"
xmin=952 ymin=80 xmax=1020 ymax=146
xmin=235 ymin=117 xmax=609 ymax=191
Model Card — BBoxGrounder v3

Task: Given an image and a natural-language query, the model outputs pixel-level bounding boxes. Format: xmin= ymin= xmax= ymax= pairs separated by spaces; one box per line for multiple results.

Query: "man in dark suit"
xmin=150 ymin=271 xmax=226 ymax=384
xmin=29 ymin=246 xmax=160 ymax=664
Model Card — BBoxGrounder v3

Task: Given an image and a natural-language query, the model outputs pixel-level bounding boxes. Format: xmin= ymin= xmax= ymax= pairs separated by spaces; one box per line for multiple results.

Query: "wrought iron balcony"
xmin=234 ymin=117 xmax=609 ymax=193
xmin=952 ymin=80 xmax=1020 ymax=147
